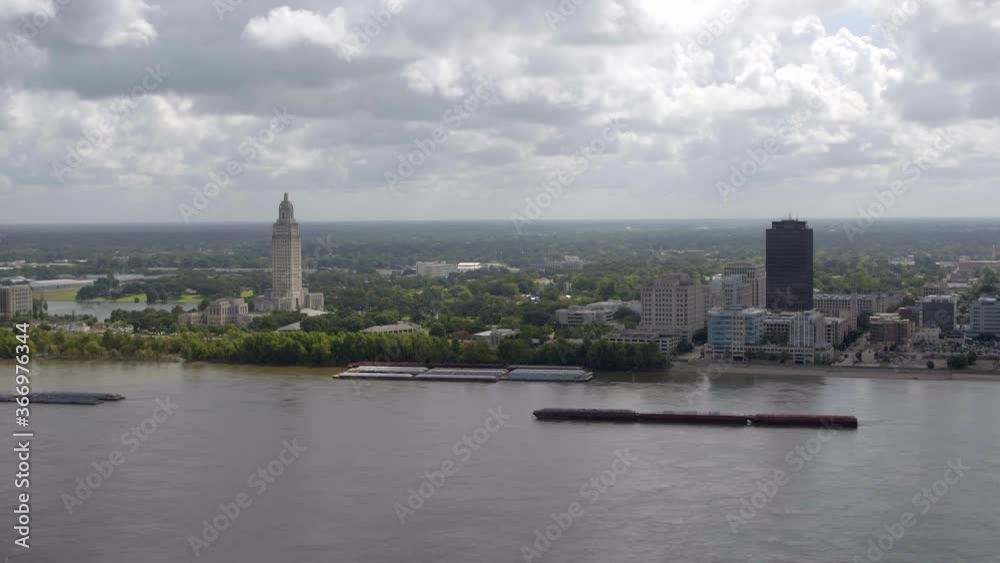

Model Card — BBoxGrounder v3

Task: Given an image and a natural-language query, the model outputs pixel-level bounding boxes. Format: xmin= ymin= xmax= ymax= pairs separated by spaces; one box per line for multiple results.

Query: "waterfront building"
xmin=766 ymin=219 xmax=813 ymax=312
xmin=605 ymin=330 xmax=681 ymax=356
xmin=920 ymin=295 xmax=958 ymax=332
xmin=0 ymin=284 xmax=32 ymax=320
xmin=639 ymin=273 xmax=705 ymax=342
xmin=722 ymin=261 xmax=767 ymax=308
xmin=255 ymin=194 xmax=325 ymax=312
xmin=705 ymin=306 xmax=766 ymax=360
xmin=789 ymin=311 xmax=826 ymax=348
xmin=969 ymin=297 xmax=1000 ymax=337
xmin=870 ymin=313 xmax=914 ymax=349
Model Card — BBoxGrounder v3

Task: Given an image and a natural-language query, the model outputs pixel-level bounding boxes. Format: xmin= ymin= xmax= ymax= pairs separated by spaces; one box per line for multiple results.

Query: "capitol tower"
xmin=255 ymin=193 xmax=324 ymax=312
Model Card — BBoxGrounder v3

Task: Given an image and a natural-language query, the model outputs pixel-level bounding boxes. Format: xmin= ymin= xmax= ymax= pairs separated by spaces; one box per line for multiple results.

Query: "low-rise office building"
xmin=705 ymin=306 xmax=766 ymax=360
xmin=605 ymin=330 xmax=681 ymax=356
xmin=415 ymin=262 xmax=459 ymax=278
xmin=361 ymin=322 xmax=424 ymax=335
xmin=555 ymin=300 xmax=639 ymax=326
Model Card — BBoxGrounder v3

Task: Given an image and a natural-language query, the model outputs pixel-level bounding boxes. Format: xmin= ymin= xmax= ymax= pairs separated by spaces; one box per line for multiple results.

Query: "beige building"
xmin=722 ymin=262 xmax=767 ymax=308
xmin=255 ymin=194 xmax=325 ymax=312
xmin=0 ymin=284 xmax=32 ymax=320
xmin=639 ymin=273 xmax=705 ymax=342
xmin=870 ymin=313 xmax=914 ymax=349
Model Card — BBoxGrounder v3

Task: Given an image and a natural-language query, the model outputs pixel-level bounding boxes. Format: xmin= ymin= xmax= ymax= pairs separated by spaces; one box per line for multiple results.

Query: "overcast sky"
xmin=1 ymin=0 xmax=998 ymax=223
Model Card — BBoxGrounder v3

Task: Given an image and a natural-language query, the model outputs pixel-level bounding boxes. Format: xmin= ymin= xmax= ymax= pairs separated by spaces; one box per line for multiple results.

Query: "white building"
xmin=789 ymin=311 xmax=826 ymax=348
xmin=639 ymin=273 xmax=705 ymax=342
xmin=969 ymin=297 xmax=1000 ymax=337
xmin=255 ymin=194 xmax=325 ymax=312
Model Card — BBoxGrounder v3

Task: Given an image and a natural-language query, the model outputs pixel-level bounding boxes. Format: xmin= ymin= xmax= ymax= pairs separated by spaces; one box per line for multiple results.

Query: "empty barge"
xmin=0 ymin=392 xmax=125 ymax=405
xmin=533 ymin=408 xmax=858 ymax=429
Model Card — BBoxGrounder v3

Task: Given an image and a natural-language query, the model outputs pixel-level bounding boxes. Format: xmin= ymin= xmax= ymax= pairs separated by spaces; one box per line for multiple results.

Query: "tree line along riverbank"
xmin=0 ymin=328 xmax=667 ymax=371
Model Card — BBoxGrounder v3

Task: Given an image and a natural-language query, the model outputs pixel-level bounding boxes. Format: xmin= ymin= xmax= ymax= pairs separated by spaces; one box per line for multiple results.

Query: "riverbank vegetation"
xmin=0 ymin=328 xmax=666 ymax=371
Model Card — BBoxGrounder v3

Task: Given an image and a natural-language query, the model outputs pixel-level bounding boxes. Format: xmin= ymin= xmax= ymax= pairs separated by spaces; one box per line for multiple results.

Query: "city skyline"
xmin=3 ymin=1 xmax=1000 ymax=223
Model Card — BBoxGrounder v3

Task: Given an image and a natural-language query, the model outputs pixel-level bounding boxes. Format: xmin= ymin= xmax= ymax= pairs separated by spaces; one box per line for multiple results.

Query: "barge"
xmin=335 ymin=363 xmax=592 ymax=383
xmin=533 ymin=408 xmax=858 ymax=429
xmin=0 ymin=392 xmax=125 ymax=405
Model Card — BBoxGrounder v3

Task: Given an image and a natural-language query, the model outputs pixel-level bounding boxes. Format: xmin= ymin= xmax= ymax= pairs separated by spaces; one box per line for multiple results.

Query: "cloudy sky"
xmin=0 ymin=0 xmax=998 ymax=223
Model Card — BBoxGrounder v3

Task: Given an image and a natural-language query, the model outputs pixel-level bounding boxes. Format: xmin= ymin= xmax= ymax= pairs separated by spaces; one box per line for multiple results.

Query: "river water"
xmin=2 ymin=362 xmax=998 ymax=562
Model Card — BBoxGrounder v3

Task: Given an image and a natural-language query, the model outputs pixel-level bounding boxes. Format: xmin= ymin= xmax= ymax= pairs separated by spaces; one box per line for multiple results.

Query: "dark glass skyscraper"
xmin=766 ymin=219 xmax=813 ymax=312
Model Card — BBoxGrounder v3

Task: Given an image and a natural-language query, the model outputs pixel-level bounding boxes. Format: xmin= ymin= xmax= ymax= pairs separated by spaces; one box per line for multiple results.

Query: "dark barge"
xmin=0 ymin=392 xmax=125 ymax=405
xmin=533 ymin=408 xmax=858 ymax=429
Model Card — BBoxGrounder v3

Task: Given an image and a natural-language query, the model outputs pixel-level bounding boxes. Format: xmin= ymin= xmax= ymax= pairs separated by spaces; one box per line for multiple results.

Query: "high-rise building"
xmin=0 ymin=284 xmax=32 ymax=320
xmin=255 ymin=194 xmax=325 ymax=312
xmin=969 ymin=297 xmax=1000 ymax=337
xmin=639 ymin=273 xmax=705 ymax=341
xmin=723 ymin=261 xmax=767 ymax=308
xmin=766 ymin=219 xmax=813 ymax=312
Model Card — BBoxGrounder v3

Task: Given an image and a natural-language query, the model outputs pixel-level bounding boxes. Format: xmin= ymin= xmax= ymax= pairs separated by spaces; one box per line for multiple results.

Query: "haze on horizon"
xmin=2 ymin=0 xmax=999 ymax=224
